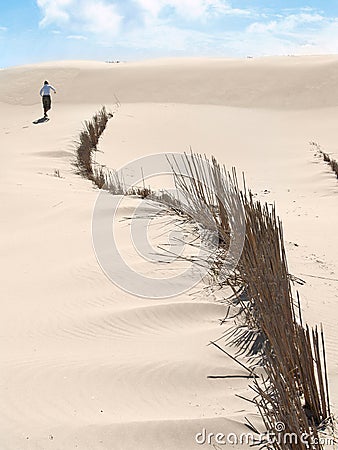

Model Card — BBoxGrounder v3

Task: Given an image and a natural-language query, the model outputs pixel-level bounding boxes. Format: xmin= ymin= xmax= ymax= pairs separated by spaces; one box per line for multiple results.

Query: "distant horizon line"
xmin=3 ymin=52 xmax=338 ymax=70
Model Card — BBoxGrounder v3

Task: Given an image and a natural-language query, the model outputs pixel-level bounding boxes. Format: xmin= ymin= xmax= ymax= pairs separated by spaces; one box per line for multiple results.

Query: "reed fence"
xmin=74 ymin=111 xmax=335 ymax=449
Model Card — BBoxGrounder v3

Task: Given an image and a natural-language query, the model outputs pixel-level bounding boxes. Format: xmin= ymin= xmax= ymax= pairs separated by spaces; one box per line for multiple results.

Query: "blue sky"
xmin=1 ymin=0 xmax=338 ymax=67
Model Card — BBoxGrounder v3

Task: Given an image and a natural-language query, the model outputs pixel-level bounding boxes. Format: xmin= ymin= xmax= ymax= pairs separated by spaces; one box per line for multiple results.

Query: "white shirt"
xmin=40 ymin=84 xmax=56 ymax=96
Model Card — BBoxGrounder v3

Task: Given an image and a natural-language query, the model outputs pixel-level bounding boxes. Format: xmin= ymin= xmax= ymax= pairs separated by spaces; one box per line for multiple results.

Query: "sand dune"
xmin=2 ymin=55 xmax=338 ymax=108
xmin=0 ymin=57 xmax=337 ymax=449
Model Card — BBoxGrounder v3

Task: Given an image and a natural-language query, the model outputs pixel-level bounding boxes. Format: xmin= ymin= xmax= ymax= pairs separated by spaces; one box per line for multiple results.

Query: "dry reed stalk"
xmin=310 ymin=142 xmax=338 ymax=179
xmin=74 ymin=106 xmax=127 ymax=193
xmin=230 ymin=191 xmax=332 ymax=448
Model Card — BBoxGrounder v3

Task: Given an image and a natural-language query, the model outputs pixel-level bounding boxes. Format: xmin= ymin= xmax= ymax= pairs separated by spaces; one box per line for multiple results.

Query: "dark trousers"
xmin=42 ymin=95 xmax=51 ymax=114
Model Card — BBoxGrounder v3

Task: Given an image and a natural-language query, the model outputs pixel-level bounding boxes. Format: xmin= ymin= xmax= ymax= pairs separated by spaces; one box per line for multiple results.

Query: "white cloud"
xmin=36 ymin=0 xmax=252 ymax=41
xmin=80 ymin=1 xmax=122 ymax=34
xmin=34 ymin=2 xmax=338 ymax=59
xmin=241 ymin=12 xmax=338 ymax=56
xmin=135 ymin=0 xmax=162 ymax=18
xmin=247 ymin=12 xmax=324 ymax=34
xmin=0 ymin=26 xmax=8 ymax=32
xmin=37 ymin=0 xmax=73 ymax=26
xmin=297 ymin=19 xmax=338 ymax=54
xmin=135 ymin=0 xmax=250 ymax=21
xmin=67 ymin=34 xmax=87 ymax=40
xmin=37 ymin=0 xmax=123 ymax=36
xmin=113 ymin=10 xmax=338 ymax=59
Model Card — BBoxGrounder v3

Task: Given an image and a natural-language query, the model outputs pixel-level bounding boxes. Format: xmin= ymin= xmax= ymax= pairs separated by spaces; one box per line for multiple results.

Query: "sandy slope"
xmin=0 ymin=57 xmax=338 ymax=449
xmin=1 ymin=103 xmax=259 ymax=450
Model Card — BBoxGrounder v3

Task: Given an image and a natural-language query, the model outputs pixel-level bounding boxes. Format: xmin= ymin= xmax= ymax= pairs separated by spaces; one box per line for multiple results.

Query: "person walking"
xmin=40 ymin=80 xmax=56 ymax=118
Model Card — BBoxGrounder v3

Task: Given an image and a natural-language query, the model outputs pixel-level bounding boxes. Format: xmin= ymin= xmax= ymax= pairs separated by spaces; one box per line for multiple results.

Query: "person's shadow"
xmin=33 ymin=117 xmax=50 ymax=124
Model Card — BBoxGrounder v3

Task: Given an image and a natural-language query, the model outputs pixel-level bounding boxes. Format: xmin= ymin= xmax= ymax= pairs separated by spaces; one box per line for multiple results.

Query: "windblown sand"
xmin=0 ymin=57 xmax=337 ymax=449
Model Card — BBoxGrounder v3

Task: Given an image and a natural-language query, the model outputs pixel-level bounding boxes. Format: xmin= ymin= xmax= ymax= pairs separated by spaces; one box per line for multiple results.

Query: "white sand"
xmin=0 ymin=57 xmax=337 ymax=449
